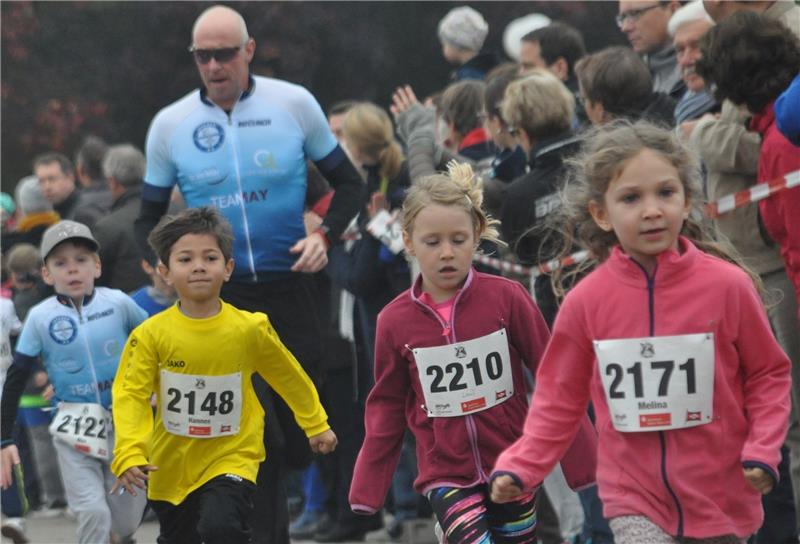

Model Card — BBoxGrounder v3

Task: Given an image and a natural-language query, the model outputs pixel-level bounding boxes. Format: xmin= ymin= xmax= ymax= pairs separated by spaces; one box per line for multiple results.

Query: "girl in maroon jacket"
xmin=349 ymin=162 xmax=597 ymax=543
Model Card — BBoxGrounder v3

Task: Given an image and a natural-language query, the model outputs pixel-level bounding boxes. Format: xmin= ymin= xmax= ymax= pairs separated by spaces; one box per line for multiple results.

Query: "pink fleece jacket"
xmin=493 ymin=238 xmax=791 ymax=539
xmin=350 ymin=270 xmax=597 ymax=514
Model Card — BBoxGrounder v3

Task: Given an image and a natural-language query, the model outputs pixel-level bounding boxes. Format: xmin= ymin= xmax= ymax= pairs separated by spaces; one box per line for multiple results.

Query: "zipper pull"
xmin=442 ymin=324 xmax=450 ymax=336
xmin=70 ymin=299 xmax=84 ymax=324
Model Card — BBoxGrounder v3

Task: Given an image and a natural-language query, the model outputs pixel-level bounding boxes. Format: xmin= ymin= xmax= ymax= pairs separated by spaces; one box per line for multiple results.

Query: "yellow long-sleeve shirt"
xmin=111 ymin=301 xmax=329 ymax=504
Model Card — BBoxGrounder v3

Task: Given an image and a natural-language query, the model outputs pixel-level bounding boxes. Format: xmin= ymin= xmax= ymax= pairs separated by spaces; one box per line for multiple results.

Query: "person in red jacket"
xmin=349 ymin=161 xmax=597 ymax=543
xmin=490 ymin=121 xmax=791 ymax=543
xmin=695 ymin=10 xmax=800 ymax=313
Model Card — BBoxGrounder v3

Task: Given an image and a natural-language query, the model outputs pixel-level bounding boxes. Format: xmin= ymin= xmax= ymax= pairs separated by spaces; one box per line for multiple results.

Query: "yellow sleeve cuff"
xmin=304 ymin=421 xmax=331 ymax=438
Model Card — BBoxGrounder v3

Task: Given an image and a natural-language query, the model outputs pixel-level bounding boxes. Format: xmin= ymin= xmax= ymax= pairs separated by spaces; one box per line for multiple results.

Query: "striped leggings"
xmin=427 ymin=484 xmax=537 ymax=543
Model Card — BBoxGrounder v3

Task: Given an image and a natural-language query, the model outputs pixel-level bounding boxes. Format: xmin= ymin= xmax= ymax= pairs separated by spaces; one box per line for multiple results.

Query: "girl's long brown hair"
xmin=547 ymin=120 xmax=764 ymax=299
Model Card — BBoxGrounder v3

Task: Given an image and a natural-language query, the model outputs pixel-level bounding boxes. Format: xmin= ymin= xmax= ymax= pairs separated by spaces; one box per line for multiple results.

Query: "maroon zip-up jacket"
xmin=350 ymin=269 xmax=597 ymax=513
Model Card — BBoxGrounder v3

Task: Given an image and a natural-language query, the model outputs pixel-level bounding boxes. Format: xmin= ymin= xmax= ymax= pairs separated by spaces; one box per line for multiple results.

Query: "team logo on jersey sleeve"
xmin=193 ymin=122 xmax=225 ymax=152
xmin=49 ymin=315 xmax=78 ymax=345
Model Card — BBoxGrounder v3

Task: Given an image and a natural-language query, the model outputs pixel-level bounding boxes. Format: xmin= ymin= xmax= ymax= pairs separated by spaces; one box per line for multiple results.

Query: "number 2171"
xmin=606 ymin=358 xmax=696 ymax=399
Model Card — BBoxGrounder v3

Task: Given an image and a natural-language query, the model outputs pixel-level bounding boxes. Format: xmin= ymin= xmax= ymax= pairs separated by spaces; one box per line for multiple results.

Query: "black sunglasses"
xmin=189 ymin=46 xmax=242 ymax=65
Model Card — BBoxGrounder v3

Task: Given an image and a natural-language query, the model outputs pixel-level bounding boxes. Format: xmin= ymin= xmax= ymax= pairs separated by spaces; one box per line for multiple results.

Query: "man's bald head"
xmin=192 ymin=5 xmax=249 ymax=47
xmin=190 ymin=5 xmax=255 ymax=111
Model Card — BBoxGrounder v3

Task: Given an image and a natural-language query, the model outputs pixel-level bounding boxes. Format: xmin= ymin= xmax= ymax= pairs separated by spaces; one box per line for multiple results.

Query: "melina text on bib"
xmin=594 ymin=333 xmax=714 ymax=432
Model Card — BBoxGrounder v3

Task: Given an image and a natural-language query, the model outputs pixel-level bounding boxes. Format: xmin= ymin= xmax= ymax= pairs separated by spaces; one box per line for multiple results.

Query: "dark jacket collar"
xmin=83 ymin=179 xmax=108 ymax=194
xmin=55 ymin=189 xmax=80 ymax=218
xmin=528 ymin=131 xmax=581 ymax=167
xmin=56 ymin=290 xmax=96 ymax=308
xmin=111 ymin=186 xmax=143 ymax=211
xmin=491 ymin=146 xmax=528 ymax=182
xmin=200 ymin=75 xmax=256 ymax=108
xmin=453 ymin=51 xmax=501 ymax=81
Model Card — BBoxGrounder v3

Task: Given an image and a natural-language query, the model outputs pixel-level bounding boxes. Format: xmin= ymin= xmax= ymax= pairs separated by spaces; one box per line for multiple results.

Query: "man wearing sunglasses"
xmin=617 ymin=1 xmax=685 ymax=100
xmin=133 ymin=5 xmax=363 ymax=544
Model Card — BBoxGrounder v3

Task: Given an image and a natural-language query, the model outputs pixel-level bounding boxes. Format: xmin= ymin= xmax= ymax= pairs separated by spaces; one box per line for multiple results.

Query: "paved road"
xmin=15 ymin=514 xmax=438 ymax=544
xmin=16 ymin=517 xmax=158 ymax=544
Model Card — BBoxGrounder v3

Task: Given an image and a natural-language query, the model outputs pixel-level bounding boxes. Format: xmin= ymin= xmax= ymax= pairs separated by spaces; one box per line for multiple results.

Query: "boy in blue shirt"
xmin=0 ymin=220 xmax=148 ymax=544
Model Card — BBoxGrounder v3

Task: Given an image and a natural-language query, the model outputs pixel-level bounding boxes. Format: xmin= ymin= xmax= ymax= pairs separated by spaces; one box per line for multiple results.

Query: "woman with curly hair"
xmin=696 ymin=11 xmax=800 ymax=310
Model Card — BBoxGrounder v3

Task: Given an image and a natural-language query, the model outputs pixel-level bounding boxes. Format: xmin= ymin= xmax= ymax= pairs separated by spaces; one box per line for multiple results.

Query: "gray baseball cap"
xmin=40 ymin=220 xmax=100 ymax=260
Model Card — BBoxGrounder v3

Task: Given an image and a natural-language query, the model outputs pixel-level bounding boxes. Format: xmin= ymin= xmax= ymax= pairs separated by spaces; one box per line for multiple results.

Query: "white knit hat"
xmin=502 ymin=13 xmax=552 ymax=60
xmin=15 ymin=175 xmax=53 ymax=216
xmin=438 ymin=6 xmax=489 ymax=52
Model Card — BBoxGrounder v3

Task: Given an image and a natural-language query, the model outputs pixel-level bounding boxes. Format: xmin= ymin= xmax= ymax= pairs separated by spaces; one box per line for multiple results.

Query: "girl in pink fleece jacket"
xmin=490 ymin=121 xmax=791 ymax=543
xmin=350 ymin=162 xmax=597 ymax=543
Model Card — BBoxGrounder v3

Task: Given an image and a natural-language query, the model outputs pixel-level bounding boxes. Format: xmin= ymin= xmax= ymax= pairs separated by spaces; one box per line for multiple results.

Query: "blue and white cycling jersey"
xmin=15 ymin=288 xmax=148 ymax=409
xmin=143 ymin=76 xmax=339 ymax=280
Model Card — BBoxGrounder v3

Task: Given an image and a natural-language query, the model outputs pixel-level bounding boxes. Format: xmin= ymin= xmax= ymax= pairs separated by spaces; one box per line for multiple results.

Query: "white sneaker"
xmin=1 ymin=517 xmax=29 ymax=544
xmin=28 ymin=505 xmax=65 ymax=518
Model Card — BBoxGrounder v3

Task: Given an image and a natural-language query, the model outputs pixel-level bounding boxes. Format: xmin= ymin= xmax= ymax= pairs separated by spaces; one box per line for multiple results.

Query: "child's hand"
xmin=367 ymin=192 xmax=388 ymax=219
xmin=110 ymin=464 xmax=159 ymax=497
xmin=33 ymin=370 xmax=49 ymax=388
xmin=42 ymin=384 xmax=55 ymax=402
xmin=309 ymin=429 xmax=337 ymax=455
xmin=743 ymin=467 xmax=774 ymax=494
xmin=0 ymin=445 xmax=20 ymax=489
xmin=490 ymin=475 xmax=523 ymax=504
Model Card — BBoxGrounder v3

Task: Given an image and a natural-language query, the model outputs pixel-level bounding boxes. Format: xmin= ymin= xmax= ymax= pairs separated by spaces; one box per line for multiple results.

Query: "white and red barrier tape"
xmin=705 ymin=169 xmax=800 ymax=218
xmin=471 ymin=170 xmax=799 ymax=277
xmin=333 ymin=170 xmax=799 ymax=286
xmin=473 ymin=250 xmax=589 ymax=279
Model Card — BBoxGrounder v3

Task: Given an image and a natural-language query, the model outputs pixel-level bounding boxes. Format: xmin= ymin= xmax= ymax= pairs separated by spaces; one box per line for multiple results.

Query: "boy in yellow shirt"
xmin=111 ymin=207 xmax=337 ymax=543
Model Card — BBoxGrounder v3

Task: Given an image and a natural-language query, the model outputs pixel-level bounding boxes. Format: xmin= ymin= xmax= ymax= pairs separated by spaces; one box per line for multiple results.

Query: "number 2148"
xmin=166 ymin=389 xmax=235 ymax=416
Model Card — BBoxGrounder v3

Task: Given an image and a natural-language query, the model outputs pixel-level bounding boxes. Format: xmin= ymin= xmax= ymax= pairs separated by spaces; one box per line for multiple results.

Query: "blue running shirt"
xmin=143 ymin=76 xmax=338 ymax=280
xmin=15 ymin=288 xmax=148 ymax=409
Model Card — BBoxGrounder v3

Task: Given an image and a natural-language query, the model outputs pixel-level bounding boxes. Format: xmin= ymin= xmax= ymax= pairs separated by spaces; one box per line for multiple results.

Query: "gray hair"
xmin=102 ymin=144 xmax=145 ymax=188
xmin=668 ymin=0 xmax=713 ymax=37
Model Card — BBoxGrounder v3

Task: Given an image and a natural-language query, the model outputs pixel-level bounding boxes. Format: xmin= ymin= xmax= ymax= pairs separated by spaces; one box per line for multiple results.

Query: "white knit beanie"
xmin=15 ymin=175 xmax=53 ymax=215
xmin=438 ymin=6 xmax=489 ymax=52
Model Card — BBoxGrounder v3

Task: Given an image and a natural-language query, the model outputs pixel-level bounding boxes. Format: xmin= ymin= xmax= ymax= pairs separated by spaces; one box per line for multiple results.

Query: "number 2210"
xmin=427 ymin=352 xmax=503 ymax=393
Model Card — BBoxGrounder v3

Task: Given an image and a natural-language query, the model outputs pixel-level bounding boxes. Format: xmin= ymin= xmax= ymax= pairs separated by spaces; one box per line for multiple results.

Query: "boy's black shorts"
xmin=150 ymin=473 xmax=256 ymax=544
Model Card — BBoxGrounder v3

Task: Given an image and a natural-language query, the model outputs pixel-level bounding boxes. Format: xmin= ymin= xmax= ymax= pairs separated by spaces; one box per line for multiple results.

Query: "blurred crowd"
xmin=1 ymin=2 xmax=799 ymax=543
